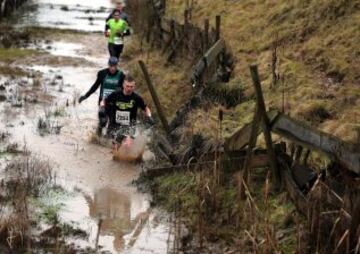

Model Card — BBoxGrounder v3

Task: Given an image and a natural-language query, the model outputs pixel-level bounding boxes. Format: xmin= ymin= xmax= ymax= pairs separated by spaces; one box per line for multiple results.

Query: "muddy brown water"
xmin=0 ymin=0 xmax=172 ymax=253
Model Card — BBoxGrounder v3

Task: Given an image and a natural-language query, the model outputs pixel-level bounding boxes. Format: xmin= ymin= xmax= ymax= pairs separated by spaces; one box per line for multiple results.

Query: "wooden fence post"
xmin=139 ymin=60 xmax=171 ymax=136
xmin=215 ymin=15 xmax=221 ymax=41
xmin=238 ymin=105 xmax=262 ymax=199
xmin=170 ymin=18 xmax=176 ymax=44
xmin=184 ymin=9 xmax=189 ymax=26
xmin=204 ymin=19 xmax=209 ymax=52
xmin=250 ymin=65 xmax=281 ymax=188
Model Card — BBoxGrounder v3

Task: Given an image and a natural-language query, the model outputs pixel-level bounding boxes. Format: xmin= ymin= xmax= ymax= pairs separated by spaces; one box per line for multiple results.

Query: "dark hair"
xmin=113 ymin=10 xmax=121 ymax=16
xmin=124 ymin=74 xmax=135 ymax=83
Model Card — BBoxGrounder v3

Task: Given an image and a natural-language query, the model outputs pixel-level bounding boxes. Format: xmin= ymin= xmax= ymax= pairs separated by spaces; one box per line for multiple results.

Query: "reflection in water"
xmin=85 ymin=187 xmax=149 ymax=253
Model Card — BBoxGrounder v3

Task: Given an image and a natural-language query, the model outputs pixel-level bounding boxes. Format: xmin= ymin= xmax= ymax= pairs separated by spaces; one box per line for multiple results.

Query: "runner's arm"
xmin=145 ymin=107 xmax=152 ymax=118
xmin=104 ymin=12 xmax=113 ymax=32
xmin=83 ymin=72 xmax=102 ymax=100
xmin=137 ymin=95 xmax=151 ymax=117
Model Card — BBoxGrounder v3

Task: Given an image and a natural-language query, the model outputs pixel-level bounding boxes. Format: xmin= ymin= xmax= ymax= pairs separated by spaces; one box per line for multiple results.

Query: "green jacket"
xmin=106 ymin=18 xmax=128 ymax=44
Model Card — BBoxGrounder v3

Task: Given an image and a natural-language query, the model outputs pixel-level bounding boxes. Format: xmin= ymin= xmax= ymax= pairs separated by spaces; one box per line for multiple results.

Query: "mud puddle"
xmin=0 ymin=60 xmax=170 ymax=254
xmin=0 ymin=0 xmax=172 ymax=253
xmin=12 ymin=0 xmax=112 ymax=32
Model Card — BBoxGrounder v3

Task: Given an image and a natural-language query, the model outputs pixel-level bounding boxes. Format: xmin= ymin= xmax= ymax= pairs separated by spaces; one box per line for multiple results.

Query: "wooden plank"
xmin=279 ymin=157 xmax=308 ymax=215
xmin=224 ymin=110 xmax=279 ymax=152
xmin=248 ymin=154 xmax=269 ymax=169
xmin=138 ymin=61 xmax=171 ymax=136
xmin=250 ymin=65 xmax=281 ymax=186
xmin=191 ymin=39 xmax=225 ymax=84
xmin=144 ymin=153 xmax=269 ymax=178
xmin=204 ymin=39 xmax=225 ymax=67
xmin=271 ymin=113 xmax=360 ymax=174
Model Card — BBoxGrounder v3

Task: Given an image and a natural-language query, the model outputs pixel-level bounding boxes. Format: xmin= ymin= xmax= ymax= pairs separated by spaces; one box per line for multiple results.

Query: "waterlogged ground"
xmin=0 ymin=0 xmax=172 ymax=253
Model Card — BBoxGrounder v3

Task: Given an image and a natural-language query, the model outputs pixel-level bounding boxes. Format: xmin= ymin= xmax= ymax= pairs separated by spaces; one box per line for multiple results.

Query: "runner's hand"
xmin=104 ymin=31 xmax=109 ymax=37
xmin=145 ymin=116 xmax=155 ymax=126
xmin=78 ymin=95 xmax=86 ymax=104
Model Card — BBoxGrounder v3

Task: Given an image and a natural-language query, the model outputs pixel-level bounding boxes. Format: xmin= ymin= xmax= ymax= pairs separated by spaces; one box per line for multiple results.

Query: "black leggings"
xmin=108 ymin=43 xmax=124 ymax=59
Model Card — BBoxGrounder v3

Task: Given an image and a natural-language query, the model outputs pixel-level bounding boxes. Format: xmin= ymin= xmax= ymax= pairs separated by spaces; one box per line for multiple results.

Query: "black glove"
xmin=145 ymin=116 xmax=155 ymax=127
xmin=78 ymin=95 xmax=86 ymax=104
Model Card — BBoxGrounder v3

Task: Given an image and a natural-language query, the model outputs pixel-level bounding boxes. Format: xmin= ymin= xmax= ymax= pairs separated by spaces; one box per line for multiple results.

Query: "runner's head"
xmin=123 ymin=75 xmax=135 ymax=96
xmin=115 ymin=1 xmax=123 ymax=11
xmin=108 ymin=56 xmax=118 ymax=73
xmin=113 ymin=10 xmax=121 ymax=21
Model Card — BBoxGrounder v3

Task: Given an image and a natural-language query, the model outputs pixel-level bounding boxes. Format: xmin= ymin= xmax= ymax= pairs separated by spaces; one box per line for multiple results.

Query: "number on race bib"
xmin=116 ymin=111 xmax=130 ymax=125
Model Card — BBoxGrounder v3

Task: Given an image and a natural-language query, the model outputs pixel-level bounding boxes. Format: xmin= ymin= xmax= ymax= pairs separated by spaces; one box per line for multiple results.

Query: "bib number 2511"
xmin=116 ymin=111 xmax=130 ymax=125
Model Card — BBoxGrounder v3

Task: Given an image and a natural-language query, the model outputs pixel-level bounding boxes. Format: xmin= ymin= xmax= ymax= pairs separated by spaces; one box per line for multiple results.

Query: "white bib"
xmin=116 ymin=111 xmax=130 ymax=125
xmin=114 ymin=36 xmax=124 ymax=45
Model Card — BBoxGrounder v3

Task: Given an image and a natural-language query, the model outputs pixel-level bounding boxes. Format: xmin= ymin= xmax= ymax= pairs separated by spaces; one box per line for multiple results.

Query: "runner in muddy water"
xmin=104 ymin=75 xmax=153 ymax=142
xmin=105 ymin=8 xmax=130 ymax=59
xmin=78 ymin=56 xmax=125 ymax=135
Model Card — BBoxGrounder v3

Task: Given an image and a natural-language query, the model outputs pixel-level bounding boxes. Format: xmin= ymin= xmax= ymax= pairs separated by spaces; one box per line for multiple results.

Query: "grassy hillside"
xmin=162 ymin=0 xmax=360 ymax=142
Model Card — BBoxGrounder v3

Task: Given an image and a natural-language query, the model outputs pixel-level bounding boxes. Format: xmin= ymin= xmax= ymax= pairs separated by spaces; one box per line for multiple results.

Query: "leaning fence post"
xmin=238 ymin=104 xmax=262 ymax=199
xmin=139 ymin=61 xmax=171 ymax=136
xmin=250 ymin=64 xmax=281 ymax=188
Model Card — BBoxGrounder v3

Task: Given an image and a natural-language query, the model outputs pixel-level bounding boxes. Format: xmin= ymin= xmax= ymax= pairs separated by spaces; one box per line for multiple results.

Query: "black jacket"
xmin=83 ymin=68 xmax=125 ymax=104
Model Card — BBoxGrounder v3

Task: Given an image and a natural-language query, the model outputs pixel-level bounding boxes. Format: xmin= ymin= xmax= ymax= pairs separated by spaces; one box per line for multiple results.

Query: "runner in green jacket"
xmin=105 ymin=10 xmax=129 ymax=59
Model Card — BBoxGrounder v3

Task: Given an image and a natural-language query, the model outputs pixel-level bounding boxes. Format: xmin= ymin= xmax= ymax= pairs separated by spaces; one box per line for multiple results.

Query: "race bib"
xmin=116 ymin=111 xmax=130 ymax=125
xmin=114 ymin=36 xmax=124 ymax=45
xmin=103 ymin=88 xmax=115 ymax=98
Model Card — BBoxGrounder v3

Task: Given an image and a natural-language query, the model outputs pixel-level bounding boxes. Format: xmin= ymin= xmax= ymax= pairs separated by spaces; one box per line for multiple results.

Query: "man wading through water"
xmin=104 ymin=75 xmax=153 ymax=144
xmin=78 ymin=57 xmax=125 ymax=135
xmin=105 ymin=9 xmax=129 ymax=59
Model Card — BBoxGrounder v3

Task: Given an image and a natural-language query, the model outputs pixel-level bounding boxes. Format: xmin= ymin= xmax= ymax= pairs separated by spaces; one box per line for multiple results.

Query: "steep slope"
xmin=164 ymin=0 xmax=360 ymax=141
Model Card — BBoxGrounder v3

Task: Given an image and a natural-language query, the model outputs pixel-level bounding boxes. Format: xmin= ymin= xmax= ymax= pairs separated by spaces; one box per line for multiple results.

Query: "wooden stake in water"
xmin=95 ymin=217 xmax=103 ymax=251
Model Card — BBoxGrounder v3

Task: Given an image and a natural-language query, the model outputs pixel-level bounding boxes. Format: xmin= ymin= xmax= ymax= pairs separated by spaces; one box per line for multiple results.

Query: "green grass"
xmin=148 ymin=168 xmax=299 ymax=252
xmin=163 ymin=0 xmax=360 ymax=142
xmin=0 ymin=64 xmax=28 ymax=76
xmin=0 ymin=48 xmax=42 ymax=63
